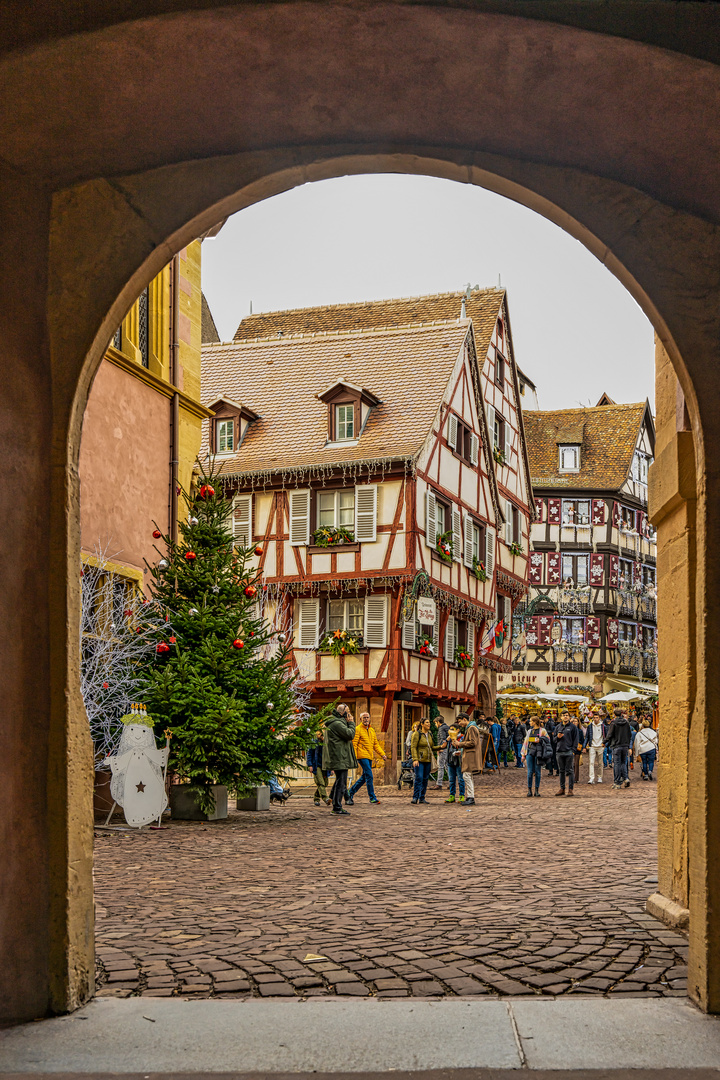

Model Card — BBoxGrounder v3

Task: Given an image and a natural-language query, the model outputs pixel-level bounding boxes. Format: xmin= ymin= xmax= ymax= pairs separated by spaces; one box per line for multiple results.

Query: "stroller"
xmin=397 ymin=759 xmax=415 ymax=790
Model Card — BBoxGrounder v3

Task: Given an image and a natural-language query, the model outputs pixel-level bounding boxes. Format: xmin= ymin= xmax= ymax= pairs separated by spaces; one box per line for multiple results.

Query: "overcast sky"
xmin=201 ymin=174 xmax=654 ymax=411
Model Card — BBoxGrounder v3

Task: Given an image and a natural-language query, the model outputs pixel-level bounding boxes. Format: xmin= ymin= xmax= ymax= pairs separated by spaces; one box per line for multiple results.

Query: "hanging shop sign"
xmin=416 ymin=597 xmax=437 ymax=625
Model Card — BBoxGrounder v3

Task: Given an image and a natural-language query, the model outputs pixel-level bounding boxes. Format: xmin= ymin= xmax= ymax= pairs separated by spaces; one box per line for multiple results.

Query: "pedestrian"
xmin=605 ymin=707 xmax=633 ymax=789
xmin=573 ymin=715 xmax=585 ymax=785
xmin=513 ymin=715 xmax=528 ymax=768
xmin=434 ymin=715 xmax=451 ymax=789
xmin=322 ymin=703 xmax=357 ymax=815
xmin=602 ymin=709 xmax=614 ymax=771
xmin=498 ymin=718 xmax=512 ymax=768
xmin=545 ymin=713 xmax=558 ymax=777
xmin=521 ymin=717 xmax=551 ymax=797
xmin=410 ymin=716 xmax=440 ymax=804
xmin=306 ymin=729 xmax=331 ymax=806
xmin=444 ymin=727 xmax=466 ymax=803
xmin=347 ymin=711 xmax=386 ymax=804
xmin=634 ymin=719 xmax=659 ymax=780
xmin=488 ymin=714 xmax=501 ymax=770
xmin=628 ymin=711 xmax=640 ymax=772
xmin=583 ymin=709 xmax=607 ymax=784
xmin=554 ymin=710 xmax=579 ymax=797
xmin=456 ymin=712 xmax=481 ymax=805
xmin=405 ymin=720 xmax=420 ymax=760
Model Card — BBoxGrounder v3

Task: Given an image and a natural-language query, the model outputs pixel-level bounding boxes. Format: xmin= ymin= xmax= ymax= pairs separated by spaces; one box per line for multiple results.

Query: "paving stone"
xmin=335 ymin=983 xmax=370 ymax=996
xmin=213 ymin=980 xmax=251 ymax=993
xmin=373 ymin=977 xmax=408 ymax=990
xmin=290 ymin=976 xmax=324 ymax=988
xmin=410 ymin=980 xmax=444 ymax=996
xmin=257 ymin=982 xmax=295 ymax=996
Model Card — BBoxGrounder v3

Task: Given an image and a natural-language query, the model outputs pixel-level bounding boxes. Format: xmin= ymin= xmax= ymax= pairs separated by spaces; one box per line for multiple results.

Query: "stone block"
xmin=236 ymin=786 xmax=270 ymax=812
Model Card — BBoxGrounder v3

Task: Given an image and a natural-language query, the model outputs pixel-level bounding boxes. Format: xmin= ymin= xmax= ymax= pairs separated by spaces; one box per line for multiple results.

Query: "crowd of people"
xmin=300 ymin=702 xmax=659 ymax=814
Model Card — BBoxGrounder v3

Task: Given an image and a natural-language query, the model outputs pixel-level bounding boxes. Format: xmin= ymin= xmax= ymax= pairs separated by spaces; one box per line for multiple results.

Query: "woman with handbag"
xmin=410 ymin=717 xmax=442 ymax=804
xmin=521 ymin=717 xmax=551 ymax=797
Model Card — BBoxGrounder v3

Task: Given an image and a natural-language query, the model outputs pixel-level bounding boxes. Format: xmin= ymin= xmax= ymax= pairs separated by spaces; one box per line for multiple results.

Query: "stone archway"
xmin=1 ymin=2 xmax=719 ymax=1024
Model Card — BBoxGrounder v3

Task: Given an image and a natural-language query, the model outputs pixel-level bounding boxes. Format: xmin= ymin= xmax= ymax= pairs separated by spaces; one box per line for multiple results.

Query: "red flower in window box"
xmin=184 ymin=551 xmax=196 ymax=561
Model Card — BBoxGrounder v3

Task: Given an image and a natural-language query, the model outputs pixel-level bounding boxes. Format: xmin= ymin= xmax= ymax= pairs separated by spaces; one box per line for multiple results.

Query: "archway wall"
xmin=2 ymin=1 xmax=720 ymax=1023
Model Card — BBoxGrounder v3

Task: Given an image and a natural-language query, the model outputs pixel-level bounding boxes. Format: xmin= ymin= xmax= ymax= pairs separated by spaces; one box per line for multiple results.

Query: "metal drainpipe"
xmin=169 ymin=254 xmax=181 ymax=542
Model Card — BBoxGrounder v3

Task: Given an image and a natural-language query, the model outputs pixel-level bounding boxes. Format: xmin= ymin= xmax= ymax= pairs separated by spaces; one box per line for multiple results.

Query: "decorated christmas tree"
xmin=137 ymin=467 xmax=320 ymax=812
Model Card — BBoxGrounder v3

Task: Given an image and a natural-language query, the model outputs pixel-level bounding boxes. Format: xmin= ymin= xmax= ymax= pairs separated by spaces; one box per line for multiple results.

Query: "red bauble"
xmin=270 ymin=727 xmax=275 ymax=733
xmin=169 ymin=636 xmax=177 ymax=644
xmin=184 ymin=551 xmax=196 ymax=561
xmin=254 ymin=546 xmax=263 ymax=556
xmin=157 ymin=642 xmax=170 ymax=654
xmin=233 ymin=639 xmax=245 ymax=649
xmin=244 ymin=585 xmax=257 ymax=597
xmin=152 ymin=529 xmax=162 ymax=539
xmin=199 ymin=484 xmax=215 ymax=500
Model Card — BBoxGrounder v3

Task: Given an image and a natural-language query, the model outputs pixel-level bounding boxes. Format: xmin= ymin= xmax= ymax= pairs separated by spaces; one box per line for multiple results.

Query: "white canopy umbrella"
xmin=599 ymin=690 xmax=647 ymax=702
xmin=540 ymin=693 xmax=591 ymax=702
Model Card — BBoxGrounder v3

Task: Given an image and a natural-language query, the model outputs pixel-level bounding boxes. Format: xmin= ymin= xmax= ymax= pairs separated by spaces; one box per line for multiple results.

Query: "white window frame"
xmin=327 ymin=598 xmax=364 ymax=635
xmin=335 ymin=404 xmax=355 ymax=441
xmin=316 ymin=488 xmax=355 ymax=530
xmin=216 ymin=419 xmax=235 ymax=454
xmin=559 ymin=445 xmax=580 ymax=473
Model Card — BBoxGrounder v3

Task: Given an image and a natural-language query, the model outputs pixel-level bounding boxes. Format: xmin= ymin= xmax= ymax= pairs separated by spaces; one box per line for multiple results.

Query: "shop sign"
xmin=416 ymin=597 xmax=436 ymax=625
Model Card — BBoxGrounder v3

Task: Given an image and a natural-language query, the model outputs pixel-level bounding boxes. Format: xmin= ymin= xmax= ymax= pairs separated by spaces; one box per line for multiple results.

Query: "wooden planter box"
xmin=169 ymin=783 xmax=228 ymax=821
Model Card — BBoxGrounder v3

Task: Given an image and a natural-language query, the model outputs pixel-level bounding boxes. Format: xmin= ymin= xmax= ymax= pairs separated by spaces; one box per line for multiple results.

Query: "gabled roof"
xmin=201 ymin=321 xmax=473 ymax=476
xmin=523 ymin=402 xmax=652 ymax=491
xmin=233 ymin=287 xmax=505 ymax=363
xmin=201 ymin=292 xmax=220 ymax=343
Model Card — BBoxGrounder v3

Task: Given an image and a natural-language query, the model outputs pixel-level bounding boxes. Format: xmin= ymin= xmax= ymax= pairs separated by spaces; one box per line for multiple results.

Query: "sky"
xmin=201 ymin=174 xmax=654 ymax=411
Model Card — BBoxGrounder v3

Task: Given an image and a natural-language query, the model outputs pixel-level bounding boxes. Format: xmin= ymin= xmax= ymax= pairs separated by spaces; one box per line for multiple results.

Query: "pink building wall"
xmin=79 ymin=360 xmax=170 ymax=576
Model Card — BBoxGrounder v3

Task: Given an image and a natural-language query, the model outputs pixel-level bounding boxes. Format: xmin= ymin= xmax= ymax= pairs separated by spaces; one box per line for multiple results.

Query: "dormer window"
xmin=317 ymin=379 xmax=381 ymax=445
xmin=335 ymin=404 xmax=355 ymax=441
xmin=559 ymin=445 xmax=580 ymax=472
xmin=217 ymin=419 xmax=234 ymax=454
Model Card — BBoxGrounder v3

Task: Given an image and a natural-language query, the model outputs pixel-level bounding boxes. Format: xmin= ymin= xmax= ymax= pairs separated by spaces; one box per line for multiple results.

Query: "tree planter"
xmin=236 ymin=785 xmax=270 ymax=812
xmin=170 ymin=783 xmax=228 ymax=821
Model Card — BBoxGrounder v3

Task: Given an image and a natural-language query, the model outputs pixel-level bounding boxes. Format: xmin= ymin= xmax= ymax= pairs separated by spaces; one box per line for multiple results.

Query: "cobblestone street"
xmin=94 ymin=766 xmax=687 ymax=1002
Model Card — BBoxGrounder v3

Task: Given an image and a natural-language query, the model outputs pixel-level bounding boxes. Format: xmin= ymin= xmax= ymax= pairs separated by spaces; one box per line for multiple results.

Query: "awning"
xmin=603 ymin=674 xmax=658 ymax=695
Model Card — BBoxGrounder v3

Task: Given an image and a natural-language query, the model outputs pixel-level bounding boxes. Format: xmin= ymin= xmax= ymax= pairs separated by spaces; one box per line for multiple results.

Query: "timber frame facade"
xmin=513 ymin=400 xmax=658 ymax=693
xmin=201 ymin=289 xmax=533 ymax=777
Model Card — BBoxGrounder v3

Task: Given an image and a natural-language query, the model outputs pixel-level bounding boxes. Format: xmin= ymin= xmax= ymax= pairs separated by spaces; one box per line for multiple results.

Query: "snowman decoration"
xmin=106 ymin=704 xmax=170 ymax=827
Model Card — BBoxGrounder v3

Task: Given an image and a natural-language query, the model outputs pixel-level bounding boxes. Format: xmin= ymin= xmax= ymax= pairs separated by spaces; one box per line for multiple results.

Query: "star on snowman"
xmin=106 ymin=703 xmax=170 ymax=827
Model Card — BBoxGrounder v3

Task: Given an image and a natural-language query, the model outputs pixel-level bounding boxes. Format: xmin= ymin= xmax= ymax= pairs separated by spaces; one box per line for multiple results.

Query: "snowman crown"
xmin=120 ymin=702 xmax=151 ymax=725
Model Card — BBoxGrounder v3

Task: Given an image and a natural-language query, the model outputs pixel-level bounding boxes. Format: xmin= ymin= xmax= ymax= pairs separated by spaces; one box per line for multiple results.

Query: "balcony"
xmin=552 ymin=643 xmax=588 ymax=672
xmin=641 ymin=596 xmax=657 ymax=621
xmin=556 ymin=584 xmax=593 ymax=616
xmin=617 ymin=590 xmax=637 ymax=618
xmin=617 ymin=643 xmax=642 ymax=677
xmin=643 ymin=652 xmax=658 ymax=679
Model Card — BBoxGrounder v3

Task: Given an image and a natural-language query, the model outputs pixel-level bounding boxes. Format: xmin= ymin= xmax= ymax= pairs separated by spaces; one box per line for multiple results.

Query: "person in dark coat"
xmin=545 ymin=714 xmax=559 ymax=776
xmin=605 ymin=708 xmax=633 ymax=789
xmin=554 ymin=710 xmax=579 ymax=796
xmin=322 ymin=704 xmax=358 ymax=814
xmin=513 ymin=716 xmax=528 ymax=768
xmin=306 ymin=730 xmax=331 ymax=806
xmin=497 ymin=720 xmax=512 ymax=768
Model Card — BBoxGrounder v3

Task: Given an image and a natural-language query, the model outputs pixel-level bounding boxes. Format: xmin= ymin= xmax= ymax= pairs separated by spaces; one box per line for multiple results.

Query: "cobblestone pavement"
xmin=94 ymin=764 xmax=688 ymax=1001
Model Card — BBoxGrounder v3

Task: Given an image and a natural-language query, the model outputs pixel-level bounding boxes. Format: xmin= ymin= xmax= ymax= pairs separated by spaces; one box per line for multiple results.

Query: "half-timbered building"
xmin=507 ymin=399 xmax=658 ymax=696
xmin=201 ymin=289 xmax=533 ymax=778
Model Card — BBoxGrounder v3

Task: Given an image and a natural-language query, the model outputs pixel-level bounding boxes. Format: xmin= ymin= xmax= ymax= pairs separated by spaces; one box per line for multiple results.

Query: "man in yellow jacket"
xmin=346 ymin=712 xmax=386 ymax=805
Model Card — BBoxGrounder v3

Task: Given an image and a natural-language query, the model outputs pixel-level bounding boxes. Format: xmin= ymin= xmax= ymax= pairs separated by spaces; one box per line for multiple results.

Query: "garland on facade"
xmin=263 ymin=573 xmax=413 ymax=601
xmin=496 ymin=571 xmax=527 ymax=601
xmin=218 ymin=455 xmax=415 ymax=494
xmin=479 ymin=655 xmax=512 ymax=673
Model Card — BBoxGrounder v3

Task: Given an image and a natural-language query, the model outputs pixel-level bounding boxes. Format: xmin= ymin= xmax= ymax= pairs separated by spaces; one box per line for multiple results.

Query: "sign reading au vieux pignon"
xmin=416 ymin=597 xmax=437 ymax=625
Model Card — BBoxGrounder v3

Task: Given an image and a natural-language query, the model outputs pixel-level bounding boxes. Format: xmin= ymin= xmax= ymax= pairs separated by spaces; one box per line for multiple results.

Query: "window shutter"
xmin=526 ymin=616 xmax=539 ymax=646
xmin=529 ymin=551 xmax=543 ymax=584
xmin=505 ymin=499 xmax=514 ymax=544
xmin=452 ymin=507 xmax=462 ymax=562
xmin=586 ymin=616 xmax=601 ymax=648
xmin=536 ymin=498 xmax=545 ymax=523
xmin=487 ymin=405 xmax=496 ymax=448
xmin=607 ymin=617 xmax=619 ymax=648
xmin=592 ymin=499 xmax=606 ymax=525
xmin=633 ymin=561 xmax=642 ymax=586
xmin=447 ymin=413 xmax=458 ymax=450
xmin=547 ymin=551 xmax=561 ymax=583
xmin=504 ymin=421 xmax=512 ymax=464
xmin=463 ymin=514 xmax=474 ymax=568
xmin=355 ymin=484 xmax=377 ymax=542
xmin=425 ymin=490 xmax=437 ymax=549
xmin=548 ymin=498 xmax=561 ymax=524
xmin=485 ymin=526 xmax=495 ymax=576
xmin=609 ymin=555 xmax=619 ymax=587
xmin=613 ymin=501 xmax=621 ymax=527
xmin=504 ymin=596 xmax=512 ymax=633
xmin=469 ymin=432 xmax=479 ymax=466
xmin=433 ymin=608 xmax=440 ymax=652
xmin=364 ymin=594 xmax=388 ymax=648
xmin=232 ymin=494 xmax=252 ymax=547
xmin=296 ymin=598 xmax=320 ymax=648
xmin=466 ymin=621 xmax=475 ymax=657
xmin=402 ymin=606 xmax=416 ymax=650
xmin=444 ymin=615 xmax=456 ymax=662
xmin=289 ymin=489 xmax=311 ymax=546
xmin=589 ymin=553 xmax=605 ymax=586
xmin=538 ymin=615 xmax=553 ymax=645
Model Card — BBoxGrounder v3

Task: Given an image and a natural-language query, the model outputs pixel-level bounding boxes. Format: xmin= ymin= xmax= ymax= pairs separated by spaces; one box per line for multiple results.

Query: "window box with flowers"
xmin=508 ymin=541 xmax=524 ymax=556
xmin=435 ymin=530 xmax=454 ymax=564
xmin=318 ymin=629 xmax=364 ymax=655
xmin=415 ymin=635 xmax=436 ymax=657
xmin=472 ymin=556 xmax=488 ymax=582
xmin=454 ymin=647 xmax=474 ymax=670
xmin=493 ymin=446 xmax=506 ymax=465
xmin=311 ymin=525 xmax=355 ymax=548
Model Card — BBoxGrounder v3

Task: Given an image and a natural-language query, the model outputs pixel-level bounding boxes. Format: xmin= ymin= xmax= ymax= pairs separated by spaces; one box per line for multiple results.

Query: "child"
xmin=444 ymin=727 xmax=466 ymax=803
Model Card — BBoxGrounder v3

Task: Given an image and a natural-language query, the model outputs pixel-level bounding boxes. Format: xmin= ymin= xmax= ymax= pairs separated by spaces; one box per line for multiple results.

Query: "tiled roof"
xmin=523 ymin=403 xmax=649 ymax=491
xmin=201 ymin=321 xmax=472 ymax=476
xmin=201 ymin=292 xmax=220 ymax=343
xmin=233 ymin=288 xmax=504 ymax=362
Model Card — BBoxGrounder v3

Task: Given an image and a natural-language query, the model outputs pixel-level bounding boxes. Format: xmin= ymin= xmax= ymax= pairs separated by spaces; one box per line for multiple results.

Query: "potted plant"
xmin=311 ymin=525 xmax=355 ymax=547
xmin=493 ymin=446 xmax=506 ymax=465
xmin=454 ymin=647 xmax=474 ymax=670
xmin=472 ymin=556 xmax=488 ymax=581
xmin=435 ymin=530 xmax=454 ymax=564
xmin=508 ymin=541 xmax=524 ymax=556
